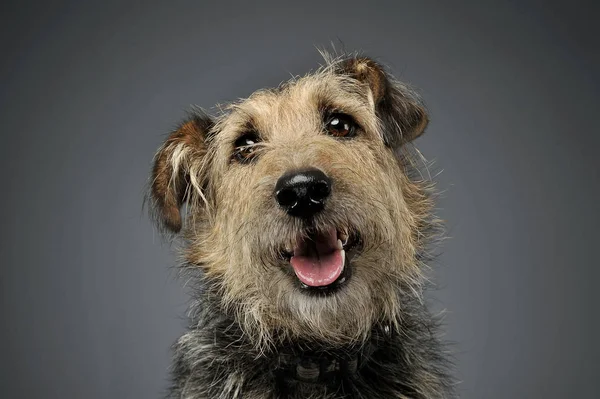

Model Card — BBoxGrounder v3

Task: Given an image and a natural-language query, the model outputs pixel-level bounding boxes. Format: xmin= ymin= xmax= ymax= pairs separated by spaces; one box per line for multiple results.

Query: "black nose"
xmin=275 ymin=168 xmax=332 ymax=219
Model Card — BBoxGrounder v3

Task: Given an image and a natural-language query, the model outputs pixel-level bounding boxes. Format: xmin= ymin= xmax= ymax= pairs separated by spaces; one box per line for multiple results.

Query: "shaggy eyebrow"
xmin=226 ymin=113 xmax=262 ymax=143
xmin=316 ymin=95 xmax=353 ymax=115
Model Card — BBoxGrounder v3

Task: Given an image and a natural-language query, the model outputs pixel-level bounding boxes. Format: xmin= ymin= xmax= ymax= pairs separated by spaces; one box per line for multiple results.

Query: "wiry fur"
xmin=148 ymin=53 xmax=455 ymax=398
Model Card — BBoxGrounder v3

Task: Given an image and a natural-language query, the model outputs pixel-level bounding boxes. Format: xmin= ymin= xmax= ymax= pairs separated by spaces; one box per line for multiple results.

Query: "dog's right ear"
xmin=149 ymin=113 xmax=213 ymax=233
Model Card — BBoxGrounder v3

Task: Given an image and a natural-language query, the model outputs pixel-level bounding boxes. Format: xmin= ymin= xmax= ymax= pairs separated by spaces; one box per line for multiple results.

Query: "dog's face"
xmin=150 ymin=56 xmax=433 ymax=346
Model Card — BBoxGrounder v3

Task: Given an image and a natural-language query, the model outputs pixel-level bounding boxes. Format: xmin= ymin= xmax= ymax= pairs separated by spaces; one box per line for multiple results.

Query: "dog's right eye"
xmin=233 ymin=133 xmax=261 ymax=164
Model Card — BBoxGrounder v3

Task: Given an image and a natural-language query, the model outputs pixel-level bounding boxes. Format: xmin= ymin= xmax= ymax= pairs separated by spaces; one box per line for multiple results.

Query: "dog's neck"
xmin=178 ymin=291 xmax=453 ymax=398
xmin=273 ymin=341 xmax=375 ymax=384
xmin=198 ymin=291 xmax=397 ymax=386
xmin=271 ymin=324 xmax=392 ymax=385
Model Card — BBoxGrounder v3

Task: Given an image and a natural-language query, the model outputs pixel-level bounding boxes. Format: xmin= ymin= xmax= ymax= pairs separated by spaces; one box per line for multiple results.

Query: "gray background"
xmin=1 ymin=0 xmax=598 ymax=398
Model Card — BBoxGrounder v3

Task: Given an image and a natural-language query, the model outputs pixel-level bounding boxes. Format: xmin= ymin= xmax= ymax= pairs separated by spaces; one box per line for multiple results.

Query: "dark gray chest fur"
xmin=168 ymin=291 xmax=454 ymax=399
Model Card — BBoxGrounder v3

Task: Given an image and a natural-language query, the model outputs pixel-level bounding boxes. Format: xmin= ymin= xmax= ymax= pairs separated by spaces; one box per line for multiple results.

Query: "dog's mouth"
xmin=280 ymin=228 xmax=361 ymax=293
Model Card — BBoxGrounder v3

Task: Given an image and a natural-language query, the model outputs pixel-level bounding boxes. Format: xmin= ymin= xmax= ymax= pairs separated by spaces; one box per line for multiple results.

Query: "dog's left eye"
xmin=325 ymin=113 xmax=357 ymax=138
xmin=233 ymin=133 xmax=261 ymax=164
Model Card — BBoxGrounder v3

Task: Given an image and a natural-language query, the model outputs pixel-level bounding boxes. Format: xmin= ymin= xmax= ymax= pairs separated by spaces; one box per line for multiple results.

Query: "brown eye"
xmin=325 ymin=113 xmax=357 ymax=138
xmin=233 ymin=132 xmax=261 ymax=163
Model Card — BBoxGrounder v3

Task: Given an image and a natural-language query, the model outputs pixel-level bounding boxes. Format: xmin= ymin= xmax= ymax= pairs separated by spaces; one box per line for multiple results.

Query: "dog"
xmin=148 ymin=53 xmax=454 ymax=398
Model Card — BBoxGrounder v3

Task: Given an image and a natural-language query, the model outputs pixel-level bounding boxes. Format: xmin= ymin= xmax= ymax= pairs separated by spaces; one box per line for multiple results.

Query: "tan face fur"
xmin=150 ymin=55 xmax=434 ymax=350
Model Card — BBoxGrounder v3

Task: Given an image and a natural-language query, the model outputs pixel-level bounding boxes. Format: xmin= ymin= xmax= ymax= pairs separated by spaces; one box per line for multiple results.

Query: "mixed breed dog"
xmin=148 ymin=53 xmax=455 ymax=398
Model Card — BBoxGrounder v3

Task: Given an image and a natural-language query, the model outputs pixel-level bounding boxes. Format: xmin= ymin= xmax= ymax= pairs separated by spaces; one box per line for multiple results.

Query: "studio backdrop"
xmin=1 ymin=1 xmax=598 ymax=398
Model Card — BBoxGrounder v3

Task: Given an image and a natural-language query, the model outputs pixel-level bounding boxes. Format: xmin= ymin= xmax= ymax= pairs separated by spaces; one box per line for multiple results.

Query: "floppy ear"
xmin=150 ymin=112 xmax=213 ymax=233
xmin=336 ymin=57 xmax=429 ymax=148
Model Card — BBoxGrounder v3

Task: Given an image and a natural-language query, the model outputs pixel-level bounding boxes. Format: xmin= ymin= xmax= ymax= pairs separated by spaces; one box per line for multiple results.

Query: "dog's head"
xmin=149 ymin=55 xmax=434 ymax=347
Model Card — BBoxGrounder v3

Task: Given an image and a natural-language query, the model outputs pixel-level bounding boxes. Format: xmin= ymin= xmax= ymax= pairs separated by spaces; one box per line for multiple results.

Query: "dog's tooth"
xmin=341 ymin=249 xmax=346 ymax=266
xmin=339 ymin=231 xmax=348 ymax=244
xmin=336 ymin=239 xmax=343 ymax=250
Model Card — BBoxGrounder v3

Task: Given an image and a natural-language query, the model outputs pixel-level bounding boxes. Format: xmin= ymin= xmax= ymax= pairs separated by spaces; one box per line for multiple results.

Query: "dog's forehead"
xmin=218 ymin=73 xmax=377 ymax=140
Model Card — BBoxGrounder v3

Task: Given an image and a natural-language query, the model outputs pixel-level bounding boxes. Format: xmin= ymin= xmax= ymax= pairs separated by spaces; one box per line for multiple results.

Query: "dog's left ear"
xmin=336 ymin=57 xmax=429 ymax=148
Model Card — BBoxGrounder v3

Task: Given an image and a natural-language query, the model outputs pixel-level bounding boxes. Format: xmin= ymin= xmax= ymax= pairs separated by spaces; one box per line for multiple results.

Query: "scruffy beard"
xmin=200 ymin=220 xmax=424 ymax=354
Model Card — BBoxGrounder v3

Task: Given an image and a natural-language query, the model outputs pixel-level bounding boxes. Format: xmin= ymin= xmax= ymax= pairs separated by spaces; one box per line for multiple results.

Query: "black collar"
xmin=272 ymin=338 xmax=380 ymax=384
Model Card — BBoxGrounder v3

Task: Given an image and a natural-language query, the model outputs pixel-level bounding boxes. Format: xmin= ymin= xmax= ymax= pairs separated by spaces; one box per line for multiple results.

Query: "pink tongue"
xmin=290 ymin=229 xmax=344 ymax=287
